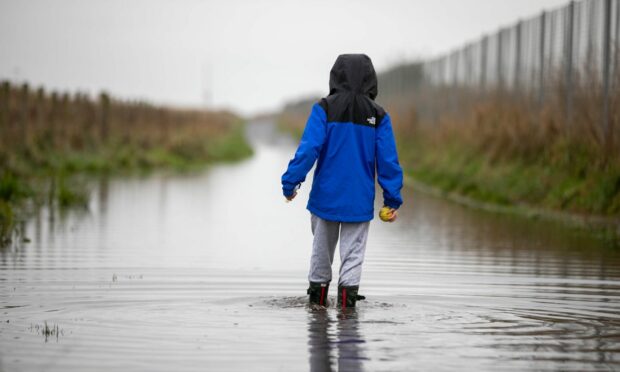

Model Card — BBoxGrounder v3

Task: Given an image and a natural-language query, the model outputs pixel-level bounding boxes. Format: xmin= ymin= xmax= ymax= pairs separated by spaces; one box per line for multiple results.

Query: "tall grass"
xmin=383 ymin=58 xmax=620 ymax=219
xmin=0 ymin=80 xmax=252 ymax=245
xmin=0 ymin=81 xmax=246 ymax=166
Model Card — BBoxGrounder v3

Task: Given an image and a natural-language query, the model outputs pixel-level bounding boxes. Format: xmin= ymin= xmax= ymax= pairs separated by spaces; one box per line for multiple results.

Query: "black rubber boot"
xmin=337 ymin=285 xmax=366 ymax=309
xmin=307 ymin=282 xmax=330 ymax=307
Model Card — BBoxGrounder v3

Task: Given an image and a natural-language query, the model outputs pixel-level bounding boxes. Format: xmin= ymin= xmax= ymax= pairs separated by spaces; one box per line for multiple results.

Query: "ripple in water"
xmin=1 ymin=121 xmax=619 ymax=371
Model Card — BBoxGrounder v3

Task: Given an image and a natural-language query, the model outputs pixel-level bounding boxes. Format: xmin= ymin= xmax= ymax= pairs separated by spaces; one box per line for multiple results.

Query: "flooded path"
xmin=1 ymin=121 xmax=620 ymax=371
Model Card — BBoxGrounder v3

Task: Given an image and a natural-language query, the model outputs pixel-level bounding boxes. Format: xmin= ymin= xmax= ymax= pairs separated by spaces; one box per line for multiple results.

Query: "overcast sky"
xmin=0 ymin=0 xmax=569 ymax=115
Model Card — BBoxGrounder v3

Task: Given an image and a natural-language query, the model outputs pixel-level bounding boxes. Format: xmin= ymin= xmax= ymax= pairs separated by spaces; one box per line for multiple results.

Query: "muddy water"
xmin=1 ymin=121 xmax=620 ymax=371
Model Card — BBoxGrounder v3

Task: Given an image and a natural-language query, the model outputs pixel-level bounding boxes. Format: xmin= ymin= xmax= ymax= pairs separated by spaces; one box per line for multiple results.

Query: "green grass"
xmin=56 ymin=175 xmax=89 ymax=208
xmin=400 ymin=136 xmax=620 ymax=217
xmin=0 ymin=122 xmax=253 ymax=246
xmin=204 ymin=124 xmax=254 ymax=162
xmin=397 ymin=132 xmax=620 ymax=246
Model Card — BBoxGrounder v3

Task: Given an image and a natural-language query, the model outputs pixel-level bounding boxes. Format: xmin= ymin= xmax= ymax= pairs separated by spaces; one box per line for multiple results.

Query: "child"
xmin=281 ymin=54 xmax=403 ymax=309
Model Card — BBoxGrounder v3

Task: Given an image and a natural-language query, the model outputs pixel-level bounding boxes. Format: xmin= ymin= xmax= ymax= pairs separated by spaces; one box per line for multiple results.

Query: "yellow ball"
xmin=379 ymin=206 xmax=393 ymax=222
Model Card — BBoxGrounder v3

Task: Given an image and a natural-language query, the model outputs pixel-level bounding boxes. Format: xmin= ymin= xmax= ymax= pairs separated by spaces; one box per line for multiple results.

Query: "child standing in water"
xmin=282 ymin=54 xmax=403 ymax=309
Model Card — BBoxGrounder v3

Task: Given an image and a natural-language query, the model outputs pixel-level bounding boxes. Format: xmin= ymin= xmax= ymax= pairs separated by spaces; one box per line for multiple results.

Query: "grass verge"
xmin=397 ymin=133 xmax=620 ymax=247
xmin=0 ymin=121 xmax=252 ymax=246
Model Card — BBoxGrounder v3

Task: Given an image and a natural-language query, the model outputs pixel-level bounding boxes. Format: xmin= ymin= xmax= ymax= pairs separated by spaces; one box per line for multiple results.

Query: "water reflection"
xmin=308 ymin=310 xmax=334 ymax=372
xmin=0 ymin=121 xmax=619 ymax=371
xmin=335 ymin=310 xmax=367 ymax=371
xmin=308 ymin=309 xmax=366 ymax=372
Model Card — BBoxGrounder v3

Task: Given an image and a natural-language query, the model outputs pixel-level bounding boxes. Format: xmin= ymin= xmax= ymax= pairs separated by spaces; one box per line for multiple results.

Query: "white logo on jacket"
xmin=366 ymin=117 xmax=376 ymax=125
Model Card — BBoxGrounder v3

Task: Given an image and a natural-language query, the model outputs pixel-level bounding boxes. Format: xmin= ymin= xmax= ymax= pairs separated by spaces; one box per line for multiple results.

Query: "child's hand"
xmin=285 ymin=184 xmax=300 ymax=203
xmin=379 ymin=206 xmax=398 ymax=222
xmin=387 ymin=209 xmax=397 ymax=222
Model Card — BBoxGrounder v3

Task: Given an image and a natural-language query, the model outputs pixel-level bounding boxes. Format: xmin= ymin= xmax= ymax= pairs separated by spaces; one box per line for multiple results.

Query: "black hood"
xmin=329 ymin=54 xmax=378 ymax=99
xmin=319 ymin=54 xmax=384 ymax=127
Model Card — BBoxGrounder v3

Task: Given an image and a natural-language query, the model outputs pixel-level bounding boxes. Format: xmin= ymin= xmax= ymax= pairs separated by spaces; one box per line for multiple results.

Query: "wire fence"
xmin=381 ymin=0 xmax=620 ymax=151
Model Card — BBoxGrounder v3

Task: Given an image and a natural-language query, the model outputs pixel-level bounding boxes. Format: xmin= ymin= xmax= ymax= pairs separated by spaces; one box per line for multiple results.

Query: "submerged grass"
xmin=0 ymin=138 xmax=253 ymax=245
xmin=0 ymin=81 xmax=253 ymax=245
xmin=0 ymin=123 xmax=252 ymax=246
xmin=29 ymin=322 xmax=63 ymax=342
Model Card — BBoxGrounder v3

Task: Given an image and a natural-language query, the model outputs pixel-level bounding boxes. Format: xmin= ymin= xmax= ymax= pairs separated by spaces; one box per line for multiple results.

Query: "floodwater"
xmin=1 ymin=121 xmax=620 ymax=371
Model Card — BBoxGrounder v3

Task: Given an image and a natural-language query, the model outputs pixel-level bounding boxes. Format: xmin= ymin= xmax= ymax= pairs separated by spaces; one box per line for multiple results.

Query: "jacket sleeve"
xmin=281 ymin=103 xmax=327 ymax=197
xmin=376 ymin=113 xmax=404 ymax=209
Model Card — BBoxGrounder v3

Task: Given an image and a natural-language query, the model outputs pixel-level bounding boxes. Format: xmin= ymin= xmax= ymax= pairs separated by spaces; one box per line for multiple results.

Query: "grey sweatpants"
xmin=308 ymin=213 xmax=370 ymax=286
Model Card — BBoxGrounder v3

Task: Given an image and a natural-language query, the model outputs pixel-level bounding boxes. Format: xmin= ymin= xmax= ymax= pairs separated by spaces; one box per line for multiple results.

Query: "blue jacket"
xmin=281 ymin=53 xmax=403 ymax=222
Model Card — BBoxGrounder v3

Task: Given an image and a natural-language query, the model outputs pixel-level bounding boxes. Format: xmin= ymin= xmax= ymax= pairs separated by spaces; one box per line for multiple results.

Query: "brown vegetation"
xmin=0 ymin=81 xmax=241 ymax=166
xmin=0 ymin=80 xmax=252 ymax=245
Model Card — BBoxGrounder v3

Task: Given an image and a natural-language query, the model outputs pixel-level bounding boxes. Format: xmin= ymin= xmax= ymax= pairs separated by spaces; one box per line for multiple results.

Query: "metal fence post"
xmin=515 ymin=21 xmax=523 ymax=93
xmin=452 ymin=51 xmax=459 ymax=113
xmin=587 ymin=0 xmax=596 ymax=67
xmin=431 ymin=59 xmax=439 ymax=125
xmin=602 ymin=0 xmax=612 ymax=152
xmin=565 ymin=1 xmax=575 ymax=131
xmin=539 ymin=11 xmax=547 ymax=107
xmin=497 ymin=30 xmax=504 ymax=90
xmin=467 ymin=44 xmax=474 ymax=87
xmin=480 ymin=36 xmax=488 ymax=91
xmin=549 ymin=12 xmax=556 ymax=72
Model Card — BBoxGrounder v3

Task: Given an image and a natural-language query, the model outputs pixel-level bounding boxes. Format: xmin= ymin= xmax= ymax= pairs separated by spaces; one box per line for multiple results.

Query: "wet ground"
xmin=1 ymin=121 xmax=620 ymax=371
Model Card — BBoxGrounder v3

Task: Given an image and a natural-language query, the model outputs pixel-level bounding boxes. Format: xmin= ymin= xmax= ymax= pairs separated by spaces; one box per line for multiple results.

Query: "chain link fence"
xmin=381 ymin=0 xmax=619 ymax=150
